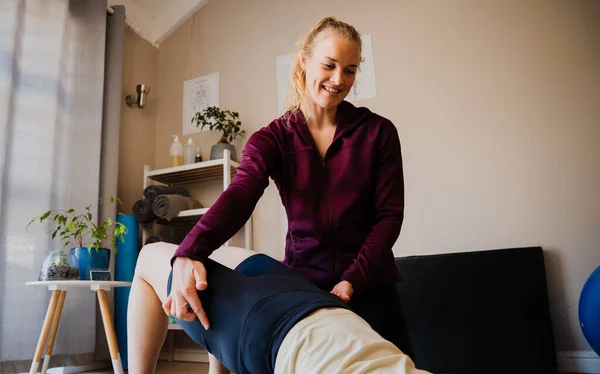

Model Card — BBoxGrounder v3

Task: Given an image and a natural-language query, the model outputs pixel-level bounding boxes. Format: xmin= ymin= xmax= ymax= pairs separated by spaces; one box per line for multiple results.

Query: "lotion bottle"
xmin=170 ymin=135 xmax=183 ymax=167
xmin=184 ymin=137 xmax=195 ymax=165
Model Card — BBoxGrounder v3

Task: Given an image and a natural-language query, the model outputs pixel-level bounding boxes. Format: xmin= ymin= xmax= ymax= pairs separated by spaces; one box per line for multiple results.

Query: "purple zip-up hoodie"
xmin=173 ymin=101 xmax=403 ymax=295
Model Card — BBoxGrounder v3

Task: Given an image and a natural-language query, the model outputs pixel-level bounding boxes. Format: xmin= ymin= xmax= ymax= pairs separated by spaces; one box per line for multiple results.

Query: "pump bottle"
xmin=184 ymin=137 xmax=195 ymax=165
xmin=170 ymin=135 xmax=183 ymax=167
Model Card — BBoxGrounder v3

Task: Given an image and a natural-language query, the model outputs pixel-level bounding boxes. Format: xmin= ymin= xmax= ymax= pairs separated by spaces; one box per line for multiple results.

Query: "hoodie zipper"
xmin=299 ymin=112 xmax=363 ymax=281
xmin=322 ymin=160 xmax=339 ymax=279
xmin=323 ymin=115 xmax=368 ymax=280
xmin=288 ymin=230 xmax=297 ymax=269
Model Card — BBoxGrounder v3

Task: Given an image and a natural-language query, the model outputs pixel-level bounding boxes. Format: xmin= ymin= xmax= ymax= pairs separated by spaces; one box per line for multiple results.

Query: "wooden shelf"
xmin=146 ymin=158 xmax=239 ymax=186
xmin=173 ymin=207 xmax=210 ymax=220
xmin=140 ymin=209 xmax=209 ymax=230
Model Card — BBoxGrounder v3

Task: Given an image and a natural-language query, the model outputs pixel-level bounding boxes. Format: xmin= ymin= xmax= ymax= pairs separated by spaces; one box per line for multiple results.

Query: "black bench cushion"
xmin=395 ymin=247 xmax=557 ymax=373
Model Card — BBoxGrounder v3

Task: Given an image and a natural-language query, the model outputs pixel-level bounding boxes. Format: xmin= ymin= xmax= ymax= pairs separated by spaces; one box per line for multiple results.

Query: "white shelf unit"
xmin=142 ymin=149 xmax=253 ymax=335
xmin=142 ymin=149 xmax=252 ymax=247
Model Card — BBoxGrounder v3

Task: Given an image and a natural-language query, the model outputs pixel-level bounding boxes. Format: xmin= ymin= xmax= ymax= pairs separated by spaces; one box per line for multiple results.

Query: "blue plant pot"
xmin=579 ymin=265 xmax=600 ymax=356
xmin=70 ymin=247 xmax=111 ymax=280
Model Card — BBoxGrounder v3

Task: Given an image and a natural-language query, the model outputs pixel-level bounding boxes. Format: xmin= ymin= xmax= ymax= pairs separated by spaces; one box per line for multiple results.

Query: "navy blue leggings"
xmin=167 ymin=254 xmax=349 ymax=374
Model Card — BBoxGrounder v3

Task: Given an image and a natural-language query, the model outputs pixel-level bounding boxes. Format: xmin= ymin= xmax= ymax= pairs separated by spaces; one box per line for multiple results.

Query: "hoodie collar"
xmin=334 ymin=101 xmax=372 ymax=139
xmin=283 ymin=101 xmax=373 ymax=160
xmin=287 ymin=101 xmax=372 ymax=138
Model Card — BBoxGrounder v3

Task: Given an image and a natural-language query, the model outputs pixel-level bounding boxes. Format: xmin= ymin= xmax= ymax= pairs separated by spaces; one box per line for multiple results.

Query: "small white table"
xmin=25 ymin=280 xmax=131 ymax=374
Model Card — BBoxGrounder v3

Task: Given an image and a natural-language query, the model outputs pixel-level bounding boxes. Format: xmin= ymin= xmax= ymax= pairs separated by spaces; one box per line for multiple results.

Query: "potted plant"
xmin=192 ymin=106 xmax=246 ymax=161
xmin=27 ymin=197 xmax=127 ymax=280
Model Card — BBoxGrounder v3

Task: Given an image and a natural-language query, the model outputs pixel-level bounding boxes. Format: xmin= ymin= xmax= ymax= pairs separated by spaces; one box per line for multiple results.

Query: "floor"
xmin=85 ymin=361 xmax=209 ymax=373
xmin=84 ymin=361 xmax=582 ymax=374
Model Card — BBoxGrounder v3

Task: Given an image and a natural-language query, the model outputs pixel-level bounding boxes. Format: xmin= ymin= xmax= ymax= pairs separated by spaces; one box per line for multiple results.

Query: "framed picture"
xmin=183 ymin=73 xmax=219 ymax=135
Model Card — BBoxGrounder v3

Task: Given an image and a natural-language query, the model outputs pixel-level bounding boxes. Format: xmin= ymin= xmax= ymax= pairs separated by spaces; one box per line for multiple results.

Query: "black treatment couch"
xmin=395 ymin=246 xmax=557 ymax=373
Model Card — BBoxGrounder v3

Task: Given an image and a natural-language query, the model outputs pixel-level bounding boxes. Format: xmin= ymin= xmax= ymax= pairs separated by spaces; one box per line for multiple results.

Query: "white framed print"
xmin=183 ymin=73 xmax=219 ymax=135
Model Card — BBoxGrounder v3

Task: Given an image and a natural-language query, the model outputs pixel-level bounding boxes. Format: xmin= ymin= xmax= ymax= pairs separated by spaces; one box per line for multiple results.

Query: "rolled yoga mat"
xmin=132 ymin=198 xmax=156 ymax=225
xmin=114 ymin=213 xmax=139 ymax=370
xmin=143 ymin=185 xmax=190 ymax=201
xmin=152 ymin=194 xmax=202 ymax=220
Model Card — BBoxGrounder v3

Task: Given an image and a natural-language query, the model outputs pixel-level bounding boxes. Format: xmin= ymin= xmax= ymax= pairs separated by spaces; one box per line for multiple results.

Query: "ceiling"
xmin=128 ymin=0 xmax=168 ymax=15
xmin=108 ymin=0 xmax=211 ymax=48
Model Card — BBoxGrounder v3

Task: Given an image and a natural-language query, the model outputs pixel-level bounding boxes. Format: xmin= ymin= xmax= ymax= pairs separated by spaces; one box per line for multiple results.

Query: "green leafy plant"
xmin=192 ymin=106 xmax=246 ymax=143
xmin=27 ymin=196 xmax=128 ymax=253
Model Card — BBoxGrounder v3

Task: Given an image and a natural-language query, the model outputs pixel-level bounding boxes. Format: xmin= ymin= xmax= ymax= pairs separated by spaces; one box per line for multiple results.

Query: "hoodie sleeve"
xmin=341 ymin=120 xmax=404 ymax=294
xmin=171 ymin=128 xmax=280 ymax=265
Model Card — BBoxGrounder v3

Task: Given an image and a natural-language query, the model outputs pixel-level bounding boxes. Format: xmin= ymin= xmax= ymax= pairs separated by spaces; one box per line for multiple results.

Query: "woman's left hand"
xmin=330 ymin=280 xmax=354 ymax=303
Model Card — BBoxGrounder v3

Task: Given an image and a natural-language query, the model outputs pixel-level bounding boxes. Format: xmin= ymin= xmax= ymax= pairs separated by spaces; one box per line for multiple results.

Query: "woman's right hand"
xmin=162 ymin=257 xmax=210 ymax=330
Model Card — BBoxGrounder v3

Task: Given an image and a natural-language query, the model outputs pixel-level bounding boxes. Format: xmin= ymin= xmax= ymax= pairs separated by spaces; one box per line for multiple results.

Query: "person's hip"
xmin=275 ymin=308 xmax=427 ymax=374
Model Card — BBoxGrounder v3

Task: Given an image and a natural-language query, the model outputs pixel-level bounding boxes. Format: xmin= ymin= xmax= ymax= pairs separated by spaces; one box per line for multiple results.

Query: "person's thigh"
xmin=349 ymin=284 xmax=415 ymax=359
xmin=135 ymin=242 xmax=178 ymax=304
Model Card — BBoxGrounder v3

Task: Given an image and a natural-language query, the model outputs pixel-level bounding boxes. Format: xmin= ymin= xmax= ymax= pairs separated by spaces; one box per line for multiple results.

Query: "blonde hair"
xmin=284 ymin=17 xmax=362 ymax=122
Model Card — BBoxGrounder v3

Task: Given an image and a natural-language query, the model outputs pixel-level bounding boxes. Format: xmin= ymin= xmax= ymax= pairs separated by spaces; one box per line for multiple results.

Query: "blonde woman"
xmin=152 ymin=16 xmax=412 ymax=373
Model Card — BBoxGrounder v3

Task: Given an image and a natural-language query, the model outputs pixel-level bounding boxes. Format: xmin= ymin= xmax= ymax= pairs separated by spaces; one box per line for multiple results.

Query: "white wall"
xmin=121 ymin=0 xmax=600 ymax=354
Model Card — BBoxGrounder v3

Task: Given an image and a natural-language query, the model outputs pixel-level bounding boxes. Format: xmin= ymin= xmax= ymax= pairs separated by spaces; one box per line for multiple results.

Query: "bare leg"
xmin=127 ymin=243 xmax=258 ymax=373
xmin=127 ymin=243 xmax=174 ymax=373
xmin=208 ymin=245 xmax=257 ymax=269
xmin=208 ymin=353 xmax=230 ymax=374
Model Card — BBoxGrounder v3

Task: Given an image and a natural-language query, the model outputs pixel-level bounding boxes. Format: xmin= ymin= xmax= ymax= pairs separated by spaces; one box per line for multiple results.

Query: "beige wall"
xmin=120 ymin=0 xmax=600 ymax=353
xmin=118 ymin=28 xmax=158 ymax=214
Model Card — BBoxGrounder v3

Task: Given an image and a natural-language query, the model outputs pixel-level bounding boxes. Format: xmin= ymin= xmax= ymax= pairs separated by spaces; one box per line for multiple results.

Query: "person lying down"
xmin=127 ymin=243 xmax=430 ymax=374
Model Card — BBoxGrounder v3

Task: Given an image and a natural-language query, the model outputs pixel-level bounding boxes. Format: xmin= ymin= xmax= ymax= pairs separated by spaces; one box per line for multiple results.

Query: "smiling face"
xmin=301 ymin=32 xmax=361 ymax=116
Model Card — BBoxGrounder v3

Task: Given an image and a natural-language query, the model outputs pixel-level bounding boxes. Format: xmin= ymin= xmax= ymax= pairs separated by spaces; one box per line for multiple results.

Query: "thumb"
xmin=194 ymin=264 xmax=208 ymax=291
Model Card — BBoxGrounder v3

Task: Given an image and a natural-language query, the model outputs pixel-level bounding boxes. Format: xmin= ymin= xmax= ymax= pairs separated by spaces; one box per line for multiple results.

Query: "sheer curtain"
xmin=0 ymin=0 xmax=108 ymax=372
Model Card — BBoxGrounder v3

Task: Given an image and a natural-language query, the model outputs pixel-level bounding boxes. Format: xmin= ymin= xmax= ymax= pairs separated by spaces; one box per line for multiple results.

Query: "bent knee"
xmin=209 ymin=245 xmax=257 ymax=269
xmin=135 ymin=242 xmax=178 ymax=280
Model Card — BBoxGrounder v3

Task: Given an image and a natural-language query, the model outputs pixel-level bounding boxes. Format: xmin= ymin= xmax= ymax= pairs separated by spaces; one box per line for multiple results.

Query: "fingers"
xmin=165 ymin=258 xmax=211 ymax=329
xmin=338 ymin=293 xmax=350 ymax=303
xmin=189 ymin=297 xmax=210 ymax=330
xmin=194 ymin=266 xmax=208 ymax=291
xmin=162 ymin=296 xmax=172 ymax=316
xmin=339 ymin=293 xmax=350 ymax=303
xmin=182 ymin=290 xmax=210 ymax=330
xmin=191 ymin=264 xmax=209 ymax=328
xmin=330 ymin=289 xmax=350 ymax=303
xmin=164 ymin=292 xmax=196 ymax=322
xmin=331 ymin=286 xmax=351 ymax=303
xmin=164 ymin=292 xmax=205 ymax=323
xmin=172 ymin=294 xmax=189 ymax=321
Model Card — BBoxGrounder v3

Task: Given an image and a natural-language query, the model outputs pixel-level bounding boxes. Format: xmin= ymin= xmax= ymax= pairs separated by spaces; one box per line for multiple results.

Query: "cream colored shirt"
xmin=274 ymin=308 xmax=430 ymax=374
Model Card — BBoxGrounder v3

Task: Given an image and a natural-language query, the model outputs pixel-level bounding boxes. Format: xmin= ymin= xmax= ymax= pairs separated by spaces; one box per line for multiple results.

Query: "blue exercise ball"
xmin=579 ymin=265 xmax=600 ymax=356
